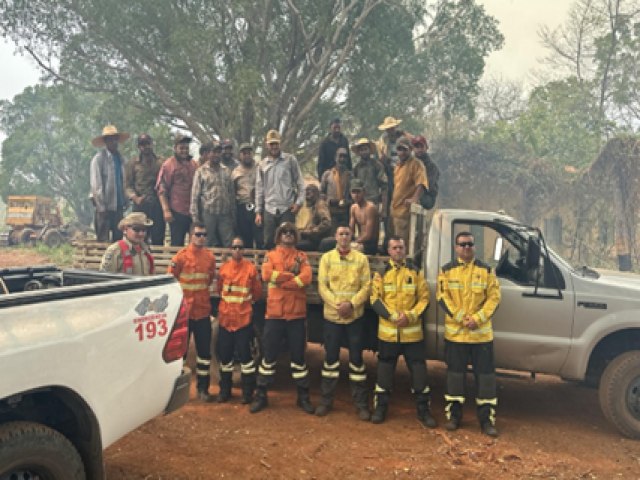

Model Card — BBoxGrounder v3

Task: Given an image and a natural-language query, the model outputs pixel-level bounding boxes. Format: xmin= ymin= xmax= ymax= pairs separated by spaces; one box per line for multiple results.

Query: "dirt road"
xmin=105 ymin=346 xmax=640 ymax=479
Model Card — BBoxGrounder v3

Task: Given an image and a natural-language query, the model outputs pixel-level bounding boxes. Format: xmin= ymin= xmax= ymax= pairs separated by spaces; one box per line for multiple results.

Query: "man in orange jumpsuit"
xmin=216 ymin=236 xmax=262 ymax=404
xmin=250 ymin=222 xmax=314 ymax=414
xmin=168 ymin=221 xmax=217 ymax=402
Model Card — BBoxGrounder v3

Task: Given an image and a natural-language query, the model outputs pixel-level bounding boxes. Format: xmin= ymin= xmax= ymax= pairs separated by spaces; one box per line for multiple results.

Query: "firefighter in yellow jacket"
xmin=316 ymin=225 xmax=371 ymax=420
xmin=369 ymin=235 xmax=436 ymax=427
xmin=437 ymin=231 xmax=501 ymax=437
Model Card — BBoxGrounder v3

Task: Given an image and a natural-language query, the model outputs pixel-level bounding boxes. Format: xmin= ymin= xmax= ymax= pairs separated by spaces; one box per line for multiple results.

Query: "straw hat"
xmin=351 ymin=137 xmax=376 ymax=154
xmin=92 ymin=125 xmax=130 ymax=148
xmin=377 ymin=116 xmax=402 ymax=131
xmin=265 ymin=130 xmax=281 ymax=144
xmin=118 ymin=212 xmax=153 ymax=231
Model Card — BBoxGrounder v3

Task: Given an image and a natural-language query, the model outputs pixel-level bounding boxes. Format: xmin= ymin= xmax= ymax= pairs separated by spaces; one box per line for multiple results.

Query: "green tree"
xmin=0 ymin=84 xmax=165 ymax=224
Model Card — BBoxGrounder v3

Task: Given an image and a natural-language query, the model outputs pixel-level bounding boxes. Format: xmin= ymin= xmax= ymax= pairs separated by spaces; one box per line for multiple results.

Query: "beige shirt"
xmin=100 ymin=237 xmax=154 ymax=275
xmin=232 ymin=163 xmax=258 ymax=204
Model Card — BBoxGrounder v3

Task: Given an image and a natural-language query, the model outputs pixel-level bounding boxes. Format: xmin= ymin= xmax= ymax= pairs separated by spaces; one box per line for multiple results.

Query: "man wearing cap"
xmin=411 ymin=135 xmax=440 ymax=210
xmin=390 ymin=137 xmax=428 ymax=247
xmin=295 ymin=184 xmax=331 ymax=251
xmin=349 ymin=179 xmax=380 ymax=255
xmin=156 ymin=134 xmax=198 ymax=246
xmin=320 ymin=147 xmax=352 ymax=234
xmin=250 ymin=222 xmax=314 ymax=414
xmin=351 ymin=137 xmax=388 ymax=217
xmin=168 ymin=221 xmax=217 ymax=402
xmin=190 ymin=141 xmax=235 ymax=248
xmin=99 ymin=212 xmax=155 ymax=275
xmin=125 ymin=134 xmax=165 ymax=245
xmin=255 ymin=130 xmax=306 ymax=249
xmin=221 ymin=138 xmax=239 ymax=171
xmin=317 ymin=118 xmax=351 ymax=179
xmin=232 ymin=143 xmax=263 ymax=249
xmin=90 ymin=125 xmax=130 ymax=242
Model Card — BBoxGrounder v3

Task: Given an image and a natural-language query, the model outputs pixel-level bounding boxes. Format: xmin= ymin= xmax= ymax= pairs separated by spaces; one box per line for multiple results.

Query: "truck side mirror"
xmin=525 ymin=237 xmax=541 ymax=272
xmin=493 ymin=237 xmax=503 ymax=262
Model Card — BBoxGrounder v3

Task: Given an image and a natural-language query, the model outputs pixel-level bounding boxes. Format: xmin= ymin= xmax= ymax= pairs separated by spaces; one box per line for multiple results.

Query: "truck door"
xmin=450 ymin=221 xmax=574 ymax=373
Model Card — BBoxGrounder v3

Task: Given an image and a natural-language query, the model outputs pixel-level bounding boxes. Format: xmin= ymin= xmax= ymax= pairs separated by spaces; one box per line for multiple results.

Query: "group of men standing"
xmin=95 ymin=117 xmax=501 ymax=437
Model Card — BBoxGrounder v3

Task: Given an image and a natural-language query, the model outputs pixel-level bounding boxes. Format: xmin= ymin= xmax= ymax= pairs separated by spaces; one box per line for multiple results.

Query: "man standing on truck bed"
xmin=254 ymin=130 xmax=305 ymax=249
xmin=216 ymin=236 xmax=262 ymax=404
xmin=437 ymin=231 xmax=501 ymax=437
xmin=316 ymin=225 xmax=372 ymax=420
xmin=250 ymin=222 xmax=314 ymax=414
xmin=168 ymin=222 xmax=217 ymax=402
xmin=100 ymin=212 xmax=155 ymax=275
xmin=90 ymin=124 xmax=129 ymax=242
xmin=156 ymin=134 xmax=197 ymax=246
xmin=370 ymin=236 xmax=436 ymax=428
xmin=125 ymin=133 xmax=166 ymax=245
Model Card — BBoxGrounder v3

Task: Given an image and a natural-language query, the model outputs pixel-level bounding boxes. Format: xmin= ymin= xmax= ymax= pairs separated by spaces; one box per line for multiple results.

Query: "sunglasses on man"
xmin=193 ymin=232 xmax=207 ymax=238
xmin=457 ymin=241 xmax=474 ymax=248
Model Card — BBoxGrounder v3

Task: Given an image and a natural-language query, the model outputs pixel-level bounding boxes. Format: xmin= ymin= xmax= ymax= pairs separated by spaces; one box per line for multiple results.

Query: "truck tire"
xmin=43 ymin=229 xmax=65 ymax=248
xmin=0 ymin=421 xmax=86 ymax=480
xmin=599 ymin=350 xmax=640 ymax=439
xmin=20 ymin=229 xmax=35 ymax=245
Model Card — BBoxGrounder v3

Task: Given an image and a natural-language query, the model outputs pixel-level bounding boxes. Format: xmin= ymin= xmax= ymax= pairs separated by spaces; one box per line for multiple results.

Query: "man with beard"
xmin=317 ymin=118 xmax=351 ymax=179
xmin=411 ymin=135 xmax=439 ymax=210
xmin=221 ymin=138 xmax=239 ymax=170
xmin=156 ymin=134 xmax=198 ymax=246
xmin=125 ymin=134 xmax=165 ymax=245
xmin=90 ymin=125 xmax=129 ymax=242
xmin=320 ymin=147 xmax=352 ymax=234
xmin=232 ymin=143 xmax=262 ymax=249
xmin=191 ymin=141 xmax=235 ymax=247
xmin=351 ymin=137 xmax=388 ymax=219
xmin=255 ymin=130 xmax=305 ymax=249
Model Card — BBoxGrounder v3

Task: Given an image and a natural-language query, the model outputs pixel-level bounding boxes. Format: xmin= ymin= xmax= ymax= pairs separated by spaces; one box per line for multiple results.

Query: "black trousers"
xmin=169 ymin=210 xmax=192 ymax=247
xmin=444 ymin=340 xmax=497 ymax=424
xmin=95 ymin=210 xmax=123 ymax=243
xmin=256 ymin=318 xmax=309 ymax=389
xmin=237 ymin=204 xmax=263 ymax=249
xmin=263 ymin=210 xmax=295 ymax=250
xmin=322 ymin=317 xmax=364 ymax=366
xmin=187 ymin=317 xmax=212 ymax=392
xmin=376 ymin=340 xmax=429 ymax=394
xmin=217 ymin=324 xmax=254 ymax=367
xmin=132 ymin=198 xmax=165 ymax=246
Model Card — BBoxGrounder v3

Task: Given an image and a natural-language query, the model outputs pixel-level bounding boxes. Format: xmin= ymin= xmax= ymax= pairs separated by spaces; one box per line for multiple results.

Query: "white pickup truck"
xmin=0 ymin=266 xmax=190 ymax=479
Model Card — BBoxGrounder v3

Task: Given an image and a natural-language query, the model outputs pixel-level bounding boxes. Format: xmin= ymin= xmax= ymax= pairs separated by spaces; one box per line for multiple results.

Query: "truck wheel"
xmin=0 ymin=421 xmax=85 ymax=480
xmin=43 ymin=229 xmax=65 ymax=248
xmin=599 ymin=350 xmax=640 ymax=439
xmin=20 ymin=229 xmax=35 ymax=245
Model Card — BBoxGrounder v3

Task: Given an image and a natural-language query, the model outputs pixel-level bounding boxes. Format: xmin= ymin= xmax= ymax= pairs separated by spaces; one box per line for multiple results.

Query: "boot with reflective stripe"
xmin=249 ymin=386 xmax=268 ymax=413
xmin=196 ymin=356 xmax=212 ymax=394
xmin=477 ymin=397 xmax=498 ymax=437
xmin=315 ymin=361 xmax=340 ymax=416
xmin=241 ymin=361 xmax=256 ymax=404
xmin=296 ymin=386 xmax=315 ymax=414
xmin=350 ymin=381 xmax=370 ymax=421
xmin=371 ymin=388 xmax=389 ymax=424
xmin=444 ymin=397 xmax=464 ymax=431
xmin=415 ymin=391 xmax=437 ymax=428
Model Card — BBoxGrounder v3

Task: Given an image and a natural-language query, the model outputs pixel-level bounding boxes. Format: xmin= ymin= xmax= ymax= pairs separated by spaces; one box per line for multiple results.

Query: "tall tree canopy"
xmin=1 ymin=0 xmax=503 ymax=149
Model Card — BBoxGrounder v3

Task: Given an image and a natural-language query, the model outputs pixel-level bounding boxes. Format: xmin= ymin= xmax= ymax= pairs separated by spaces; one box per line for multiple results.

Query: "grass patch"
xmin=32 ymin=243 xmax=75 ymax=267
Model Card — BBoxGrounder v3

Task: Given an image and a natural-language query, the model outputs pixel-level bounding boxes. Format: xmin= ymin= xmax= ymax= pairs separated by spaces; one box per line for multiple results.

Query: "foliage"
xmin=0 ymin=84 xmax=167 ymax=225
xmin=0 ymin=0 xmax=503 ymax=152
xmin=33 ymin=243 xmax=74 ymax=267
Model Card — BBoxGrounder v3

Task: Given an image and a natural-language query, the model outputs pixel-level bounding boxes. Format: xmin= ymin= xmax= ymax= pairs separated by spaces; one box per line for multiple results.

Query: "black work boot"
xmin=249 ymin=387 xmax=268 ymax=413
xmin=371 ymin=392 xmax=389 ymax=424
xmin=315 ymin=376 xmax=337 ymax=416
xmin=296 ymin=387 xmax=315 ymax=414
xmin=481 ymin=422 xmax=499 ymax=437
xmin=444 ymin=401 xmax=462 ymax=431
xmin=241 ymin=374 xmax=255 ymax=405
xmin=217 ymin=371 xmax=232 ymax=403
xmin=351 ymin=381 xmax=371 ymax=421
xmin=416 ymin=393 xmax=437 ymax=428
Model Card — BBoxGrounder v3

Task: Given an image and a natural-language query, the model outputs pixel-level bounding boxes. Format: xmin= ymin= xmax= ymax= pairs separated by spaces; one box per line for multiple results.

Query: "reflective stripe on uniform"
xmin=294 ymin=276 xmax=304 ymax=287
xmin=181 ymin=283 xmax=209 ymax=291
xmin=197 ymin=357 xmax=211 ymax=365
xmin=226 ymin=285 xmax=250 ymax=293
xmin=475 ymin=398 xmax=498 ymax=406
xmin=291 ymin=362 xmax=308 ymax=379
xmin=444 ymin=394 xmax=465 ymax=404
xmin=220 ymin=361 xmax=234 ymax=373
xmin=221 ymin=295 xmax=252 ymax=303
xmin=179 ymin=272 xmax=209 ymax=280
xmin=241 ymin=361 xmax=256 ymax=375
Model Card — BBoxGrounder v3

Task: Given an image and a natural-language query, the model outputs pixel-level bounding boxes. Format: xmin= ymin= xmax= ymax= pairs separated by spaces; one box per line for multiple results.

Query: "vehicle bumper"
xmin=164 ymin=366 xmax=191 ymax=414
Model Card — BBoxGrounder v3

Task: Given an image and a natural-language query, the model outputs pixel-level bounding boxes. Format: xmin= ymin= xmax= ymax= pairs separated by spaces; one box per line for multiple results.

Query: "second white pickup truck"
xmin=0 ymin=266 xmax=191 ymax=480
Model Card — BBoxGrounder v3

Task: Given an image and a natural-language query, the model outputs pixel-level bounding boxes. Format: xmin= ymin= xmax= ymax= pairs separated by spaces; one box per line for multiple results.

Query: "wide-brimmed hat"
xmin=265 ymin=130 xmax=281 ymax=144
xmin=378 ymin=116 xmax=402 ymax=131
xmin=118 ymin=212 xmax=153 ymax=231
xmin=275 ymin=221 xmax=299 ymax=244
xmin=173 ymin=133 xmax=193 ymax=146
xmin=351 ymin=137 xmax=376 ymax=154
xmin=239 ymin=142 xmax=253 ymax=152
xmin=92 ymin=125 xmax=130 ymax=148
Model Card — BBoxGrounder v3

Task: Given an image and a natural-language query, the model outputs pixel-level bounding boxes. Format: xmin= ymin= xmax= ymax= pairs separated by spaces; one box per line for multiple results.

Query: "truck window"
xmin=452 ymin=221 xmax=563 ymax=289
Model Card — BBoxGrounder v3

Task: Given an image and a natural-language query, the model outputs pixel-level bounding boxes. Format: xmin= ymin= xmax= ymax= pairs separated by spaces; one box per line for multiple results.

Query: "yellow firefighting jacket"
xmin=436 ymin=258 xmax=501 ymax=343
xmin=318 ymin=248 xmax=371 ymax=324
xmin=370 ymin=259 xmax=429 ymax=343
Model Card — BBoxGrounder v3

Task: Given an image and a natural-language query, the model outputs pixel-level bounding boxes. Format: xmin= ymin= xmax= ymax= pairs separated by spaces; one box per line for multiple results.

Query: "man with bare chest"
xmin=349 ymin=179 xmax=379 ymax=255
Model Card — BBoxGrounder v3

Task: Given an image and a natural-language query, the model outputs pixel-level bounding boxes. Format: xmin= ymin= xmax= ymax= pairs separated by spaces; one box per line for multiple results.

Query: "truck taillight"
xmin=163 ymin=298 xmax=189 ymax=363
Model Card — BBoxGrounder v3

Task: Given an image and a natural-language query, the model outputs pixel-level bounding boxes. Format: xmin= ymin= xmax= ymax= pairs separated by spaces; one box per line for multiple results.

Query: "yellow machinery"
xmin=1 ymin=195 xmax=67 ymax=247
